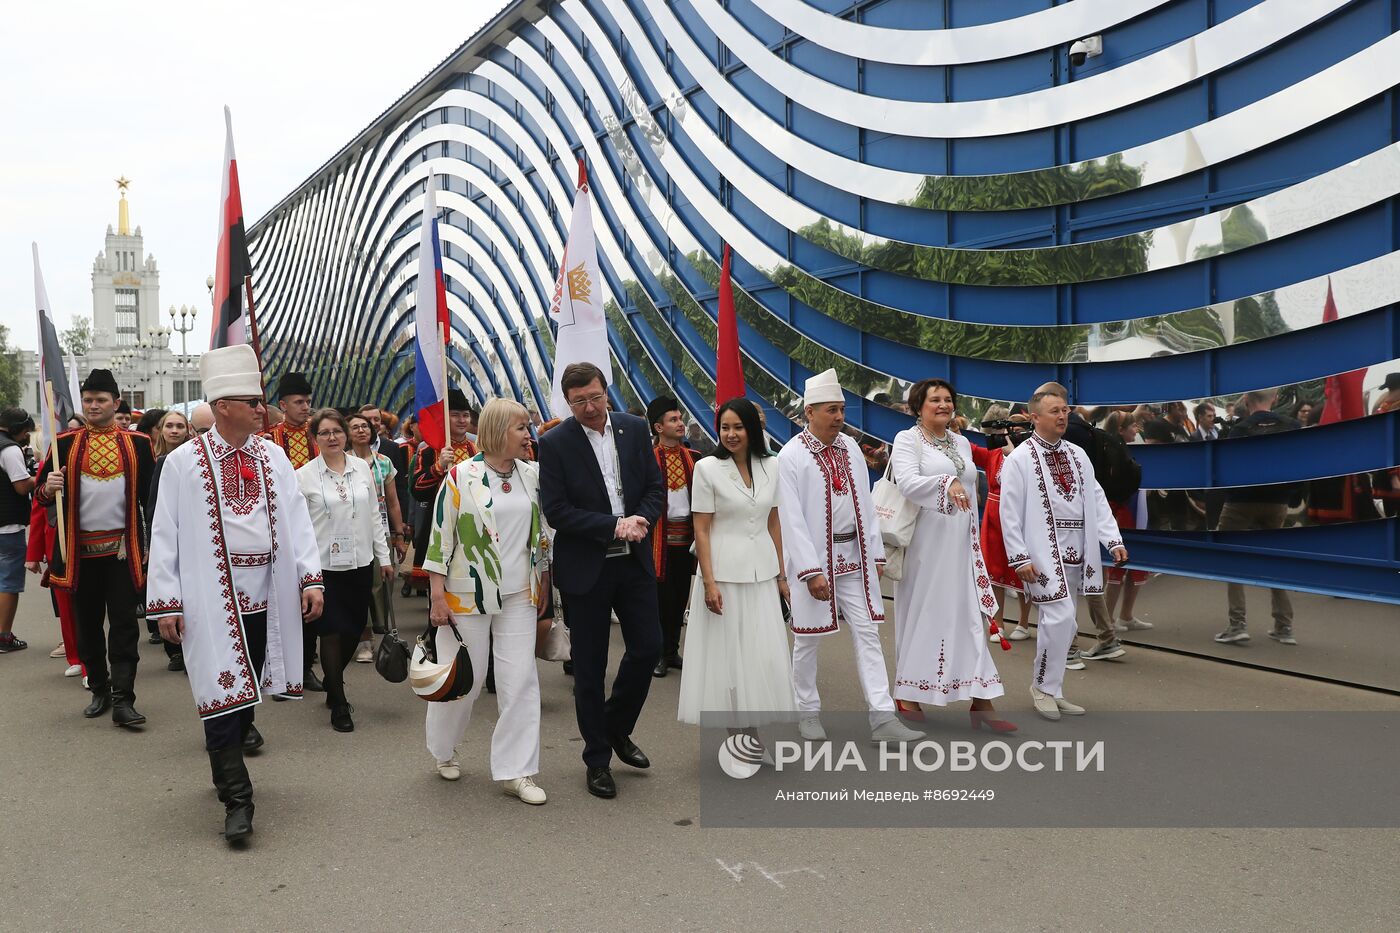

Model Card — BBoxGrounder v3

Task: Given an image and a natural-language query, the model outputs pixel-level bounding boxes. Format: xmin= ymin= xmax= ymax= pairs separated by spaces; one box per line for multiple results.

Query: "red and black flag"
xmin=210 ymin=105 xmax=258 ymax=352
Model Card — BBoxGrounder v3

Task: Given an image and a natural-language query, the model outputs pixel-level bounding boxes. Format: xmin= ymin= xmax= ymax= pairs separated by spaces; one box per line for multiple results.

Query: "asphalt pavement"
xmin=1 ymin=583 xmax=1397 ymax=932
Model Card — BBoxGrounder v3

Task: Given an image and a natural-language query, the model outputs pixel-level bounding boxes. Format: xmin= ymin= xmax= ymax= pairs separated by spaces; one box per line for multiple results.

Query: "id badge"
xmin=329 ymin=533 xmax=354 ymax=569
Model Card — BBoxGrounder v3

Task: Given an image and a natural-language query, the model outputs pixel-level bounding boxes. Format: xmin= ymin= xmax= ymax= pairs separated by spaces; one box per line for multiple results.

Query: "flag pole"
xmin=242 ymin=274 xmax=270 ymax=431
xmin=43 ymin=381 xmax=67 ymax=565
xmin=439 ymin=323 xmax=450 ymax=452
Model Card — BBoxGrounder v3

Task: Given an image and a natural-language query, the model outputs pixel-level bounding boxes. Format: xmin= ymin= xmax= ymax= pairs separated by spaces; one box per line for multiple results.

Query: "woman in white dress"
xmin=890 ymin=379 xmax=1015 ymax=732
xmin=678 ymin=398 xmax=795 ymax=733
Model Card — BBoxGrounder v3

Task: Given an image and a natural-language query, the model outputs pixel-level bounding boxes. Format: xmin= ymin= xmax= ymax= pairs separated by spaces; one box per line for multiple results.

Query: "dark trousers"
xmin=72 ymin=556 xmax=140 ymax=697
xmin=203 ymin=612 xmax=267 ymax=751
xmin=655 ymin=545 xmax=694 ymax=661
xmin=562 ymin=557 xmax=661 ymax=768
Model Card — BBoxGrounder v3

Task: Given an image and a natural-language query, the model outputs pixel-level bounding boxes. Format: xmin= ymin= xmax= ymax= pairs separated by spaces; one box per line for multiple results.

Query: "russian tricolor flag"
xmin=414 ymin=173 xmax=451 ymax=451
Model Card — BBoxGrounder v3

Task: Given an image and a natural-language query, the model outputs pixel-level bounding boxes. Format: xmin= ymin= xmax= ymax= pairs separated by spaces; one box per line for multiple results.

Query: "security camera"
xmin=1069 ymin=35 xmax=1103 ymax=68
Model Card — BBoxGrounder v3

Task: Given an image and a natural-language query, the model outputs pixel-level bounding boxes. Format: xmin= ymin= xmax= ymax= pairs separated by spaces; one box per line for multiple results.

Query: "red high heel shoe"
xmin=895 ymin=699 xmax=926 ymax=722
xmin=970 ymin=709 xmax=1017 ymax=733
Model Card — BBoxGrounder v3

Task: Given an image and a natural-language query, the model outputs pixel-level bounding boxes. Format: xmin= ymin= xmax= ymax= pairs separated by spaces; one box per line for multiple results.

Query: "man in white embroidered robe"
xmin=1000 ymin=384 xmax=1127 ymax=721
xmin=146 ymin=346 xmax=324 ymax=844
xmin=778 ymin=369 xmax=923 ymax=743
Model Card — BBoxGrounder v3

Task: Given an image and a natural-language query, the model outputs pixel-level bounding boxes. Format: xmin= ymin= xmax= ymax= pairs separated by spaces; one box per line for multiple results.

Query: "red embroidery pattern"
xmin=220 ymin=450 xmax=263 ymax=516
xmin=795 ymin=432 xmax=884 ymax=633
xmin=794 ymin=567 xmax=822 ymax=581
xmin=301 ymin=573 xmax=323 ymax=589
xmin=833 ymin=551 xmax=862 ymax=575
xmin=237 ymin=591 xmax=269 ymax=613
xmin=193 ymin=435 xmax=258 ymax=720
xmin=1062 ymin=545 xmax=1081 ymax=565
xmin=218 ymin=670 xmax=236 ymax=690
xmin=1035 ymin=435 xmax=1076 ymax=501
xmin=895 ymin=641 xmax=1002 ymax=696
xmin=230 ymin=551 xmax=272 ymax=567
xmin=1025 ymin=443 xmax=1069 ymax=605
xmin=146 ymin=597 xmax=183 ymax=616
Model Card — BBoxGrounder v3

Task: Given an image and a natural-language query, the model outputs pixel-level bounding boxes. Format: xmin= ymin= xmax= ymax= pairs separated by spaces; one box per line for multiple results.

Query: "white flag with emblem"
xmin=548 ymin=159 xmax=613 ymax=417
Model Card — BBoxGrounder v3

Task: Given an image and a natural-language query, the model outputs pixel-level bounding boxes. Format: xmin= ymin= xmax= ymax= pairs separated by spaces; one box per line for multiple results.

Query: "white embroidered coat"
xmin=777 ymin=430 xmax=886 ymax=635
xmin=146 ymin=432 xmax=324 ymax=720
xmin=998 ymin=434 xmax=1124 ymax=605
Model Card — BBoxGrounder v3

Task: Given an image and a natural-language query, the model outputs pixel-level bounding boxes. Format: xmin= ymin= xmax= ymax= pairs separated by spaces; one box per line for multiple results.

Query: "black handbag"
xmin=373 ymin=580 xmax=410 ymax=683
xmin=410 ymin=620 xmax=475 ymax=702
xmin=375 ymin=628 xmax=411 ymax=683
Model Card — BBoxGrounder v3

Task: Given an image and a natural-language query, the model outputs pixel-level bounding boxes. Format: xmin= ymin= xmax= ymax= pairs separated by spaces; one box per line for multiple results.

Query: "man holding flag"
xmin=409 ymin=173 xmax=478 ymax=560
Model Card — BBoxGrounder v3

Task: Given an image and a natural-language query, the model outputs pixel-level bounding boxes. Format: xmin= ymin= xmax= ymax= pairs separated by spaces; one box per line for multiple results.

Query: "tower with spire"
xmin=92 ymin=176 xmax=160 ymax=353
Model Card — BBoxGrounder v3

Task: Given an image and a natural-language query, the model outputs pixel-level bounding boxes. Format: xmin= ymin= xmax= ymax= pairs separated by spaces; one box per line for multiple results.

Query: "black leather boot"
xmin=110 ymin=663 xmax=146 ymax=727
xmin=208 ymin=747 xmax=254 ymax=844
xmin=83 ymin=686 xmax=112 ymax=718
xmin=242 ymin=723 xmax=265 ymax=754
xmin=304 ymin=668 xmax=325 ymax=692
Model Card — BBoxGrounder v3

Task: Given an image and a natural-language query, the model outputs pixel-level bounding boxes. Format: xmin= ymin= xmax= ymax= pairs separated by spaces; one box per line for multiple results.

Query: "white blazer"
xmin=692 ymin=454 xmax=781 ymax=583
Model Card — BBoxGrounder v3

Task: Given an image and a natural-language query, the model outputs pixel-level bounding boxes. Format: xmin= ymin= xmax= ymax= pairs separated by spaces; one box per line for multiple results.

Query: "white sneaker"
xmin=64 ymin=664 xmax=82 ymax=677
xmin=503 ymin=775 xmax=547 ymax=805
xmin=1065 ymin=648 xmax=1086 ymax=671
xmin=1054 ymin=696 xmax=1086 ymax=716
xmin=798 ymin=716 xmax=827 ymax=741
xmin=354 ymin=640 xmax=374 ymax=663
xmin=1115 ymin=617 xmax=1154 ymax=632
xmin=1007 ymin=625 xmax=1031 ymax=641
xmin=436 ymin=757 xmax=462 ymax=781
xmin=1031 ymin=686 xmax=1060 ymax=721
xmin=871 ymin=718 xmax=925 ymax=743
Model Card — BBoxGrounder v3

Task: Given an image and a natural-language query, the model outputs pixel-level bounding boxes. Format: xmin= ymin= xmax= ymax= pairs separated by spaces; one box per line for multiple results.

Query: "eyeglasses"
xmin=316 ymin=428 xmax=346 ymax=439
xmin=567 ymin=393 xmax=608 ymax=410
xmin=224 ymin=397 xmax=266 ymax=409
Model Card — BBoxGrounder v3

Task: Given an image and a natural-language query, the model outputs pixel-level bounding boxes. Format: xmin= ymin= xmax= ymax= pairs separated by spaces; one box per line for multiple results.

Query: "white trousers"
xmin=791 ymin=571 xmax=896 ymax=728
xmin=424 ymin=591 xmax=541 ymax=781
xmin=1032 ymin=562 xmax=1081 ymax=698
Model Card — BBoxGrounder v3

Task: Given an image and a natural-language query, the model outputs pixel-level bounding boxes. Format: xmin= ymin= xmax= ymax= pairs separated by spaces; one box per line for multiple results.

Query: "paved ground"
xmin=2 ymin=583 xmax=1398 ymax=932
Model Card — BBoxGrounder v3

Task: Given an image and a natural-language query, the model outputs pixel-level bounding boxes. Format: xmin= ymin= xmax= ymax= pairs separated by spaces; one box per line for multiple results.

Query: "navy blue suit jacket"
xmin=539 ymin=412 xmax=665 ymax=594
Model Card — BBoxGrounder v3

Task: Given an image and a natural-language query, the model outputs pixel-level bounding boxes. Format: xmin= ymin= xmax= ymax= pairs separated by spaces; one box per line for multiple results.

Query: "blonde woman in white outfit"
xmin=423 ymin=398 xmax=552 ymax=805
xmin=678 ymin=398 xmax=795 ymax=741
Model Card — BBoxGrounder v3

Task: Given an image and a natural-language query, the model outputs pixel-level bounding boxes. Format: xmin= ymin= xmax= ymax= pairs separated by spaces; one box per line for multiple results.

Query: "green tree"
xmin=61 ymin=316 xmax=92 ymax=357
xmin=0 ymin=324 xmax=22 ymax=409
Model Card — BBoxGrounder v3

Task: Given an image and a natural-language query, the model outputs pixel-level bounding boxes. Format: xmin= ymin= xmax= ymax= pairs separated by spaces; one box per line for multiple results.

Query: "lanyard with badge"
xmin=319 ymin=462 xmax=359 ymax=569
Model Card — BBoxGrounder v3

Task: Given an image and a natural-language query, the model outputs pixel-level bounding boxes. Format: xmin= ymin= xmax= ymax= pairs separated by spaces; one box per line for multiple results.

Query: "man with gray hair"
xmin=1000 ymin=383 xmax=1128 ymax=720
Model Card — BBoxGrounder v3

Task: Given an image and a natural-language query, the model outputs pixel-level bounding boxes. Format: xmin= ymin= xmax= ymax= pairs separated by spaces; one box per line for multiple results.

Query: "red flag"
xmin=210 ymin=106 xmax=258 ymax=353
xmin=714 ymin=243 xmax=745 ymax=408
xmin=1318 ymin=280 xmax=1365 ymax=424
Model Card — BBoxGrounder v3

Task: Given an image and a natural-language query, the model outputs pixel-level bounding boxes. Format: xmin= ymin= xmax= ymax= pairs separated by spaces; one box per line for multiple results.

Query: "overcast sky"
xmin=0 ymin=0 xmax=503 ymax=354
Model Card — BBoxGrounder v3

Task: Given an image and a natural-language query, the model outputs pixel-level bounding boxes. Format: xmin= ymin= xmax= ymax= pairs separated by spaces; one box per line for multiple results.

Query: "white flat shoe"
xmin=436 ymin=757 xmax=461 ymax=781
xmin=871 ymin=718 xmax=925 ymax=743
xmin=503 ymin=776 xmax=547 ymax=805
xmin=1031 ymin=686 xmax=1060 ymax=721
xmin=1054 ymin=696 xmax=1086 ymax=716
xmin=64 ymin=664 xmax=82 ymax=677
xmin=50 ymin=644 xmax=66 ymax=658
xmin=1007 ymin=626 xmax=1031 ymax=641
xmin=798 ymin=716 xmax=827 ymax=741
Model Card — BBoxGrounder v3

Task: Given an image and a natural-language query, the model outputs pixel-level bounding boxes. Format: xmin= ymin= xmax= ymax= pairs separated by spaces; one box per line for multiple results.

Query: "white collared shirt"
xmin=296 ymin=454 xmax=390 ymax=570
xmin=581 ymin=414 xmax=625 ymax=517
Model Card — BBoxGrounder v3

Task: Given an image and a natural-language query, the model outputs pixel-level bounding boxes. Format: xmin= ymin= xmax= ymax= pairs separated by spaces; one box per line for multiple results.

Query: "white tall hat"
xmin=802 ymin=368 xmax=844 ymax=406
xmin=201 ymin=344 xmax=263 ymax=402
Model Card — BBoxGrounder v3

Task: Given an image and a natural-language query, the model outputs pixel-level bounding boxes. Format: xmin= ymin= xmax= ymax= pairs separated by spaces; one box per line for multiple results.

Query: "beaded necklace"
xmin=918 ymin=424 xmax=965 ymax=475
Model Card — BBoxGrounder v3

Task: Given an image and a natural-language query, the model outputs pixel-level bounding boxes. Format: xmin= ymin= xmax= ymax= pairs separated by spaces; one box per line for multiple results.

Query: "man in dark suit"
xmin=539 ymin=363 xmax=665 ymax=799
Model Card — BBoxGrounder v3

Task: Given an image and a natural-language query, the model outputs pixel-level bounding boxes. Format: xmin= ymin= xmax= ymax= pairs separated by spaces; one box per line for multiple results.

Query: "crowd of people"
xmin=5 ymin=343 xmax=1389 ymax=847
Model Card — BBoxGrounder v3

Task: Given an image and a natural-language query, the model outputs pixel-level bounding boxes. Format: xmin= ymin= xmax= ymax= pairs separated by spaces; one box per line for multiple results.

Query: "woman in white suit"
xmin=678 ymin=398 xmax=795 ymax=730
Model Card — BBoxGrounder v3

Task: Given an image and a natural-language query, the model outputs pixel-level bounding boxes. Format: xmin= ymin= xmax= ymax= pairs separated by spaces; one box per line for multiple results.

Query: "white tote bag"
xmin=873 ymin=462 xmax=919 ymax=549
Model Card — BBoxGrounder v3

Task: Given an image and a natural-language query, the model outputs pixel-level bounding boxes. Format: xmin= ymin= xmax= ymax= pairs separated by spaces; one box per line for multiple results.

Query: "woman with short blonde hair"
xmin=423 ymin=397 xmax=552 ymax=804
xmin=474 ymin=398 xmax=530 ymax=458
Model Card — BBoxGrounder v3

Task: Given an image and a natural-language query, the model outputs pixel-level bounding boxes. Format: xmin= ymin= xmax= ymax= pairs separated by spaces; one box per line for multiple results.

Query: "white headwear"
xmin=201 ymin=344 xmax=263 ymax=402
xmin=802 ymin=368 xmax=844 ymax=406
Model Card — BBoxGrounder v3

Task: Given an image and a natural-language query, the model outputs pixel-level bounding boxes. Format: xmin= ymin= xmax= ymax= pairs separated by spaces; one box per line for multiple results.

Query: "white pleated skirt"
xmin=676 ymin=576 xmax=798 ymax=727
